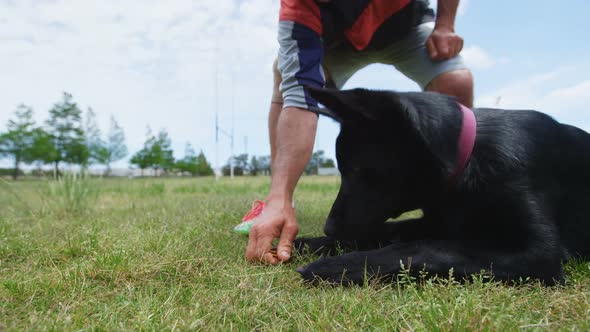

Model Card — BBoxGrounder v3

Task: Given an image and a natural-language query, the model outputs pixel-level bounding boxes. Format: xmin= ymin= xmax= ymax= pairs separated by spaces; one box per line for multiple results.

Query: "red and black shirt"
xmin=277 ymin=0 xmax=434 ymax=109
xmin=280 ymin=0 xmax=434 ymax=51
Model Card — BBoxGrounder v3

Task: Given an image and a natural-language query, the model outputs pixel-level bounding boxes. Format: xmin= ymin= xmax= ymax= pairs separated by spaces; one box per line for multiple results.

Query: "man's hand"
xmin=245 ymin=198 xmax=299 ymax=264
xmin=426 ymin=25 xmax=464 ymax=61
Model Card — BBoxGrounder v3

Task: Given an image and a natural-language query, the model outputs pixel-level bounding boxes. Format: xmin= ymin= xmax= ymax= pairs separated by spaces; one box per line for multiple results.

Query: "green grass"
xmin=1 ymin=176 xmax=589 ymax=331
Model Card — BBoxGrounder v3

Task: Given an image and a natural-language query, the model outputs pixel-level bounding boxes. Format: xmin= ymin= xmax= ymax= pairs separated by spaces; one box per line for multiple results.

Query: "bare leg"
xmin=269 ymin=59 xmax=284 ymax=165
xmin=425 ymin=68 xmax=474 ymax=108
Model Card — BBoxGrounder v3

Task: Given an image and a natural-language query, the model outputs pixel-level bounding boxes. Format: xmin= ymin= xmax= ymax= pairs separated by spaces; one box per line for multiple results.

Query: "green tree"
xmin=130 ymin=128 xmax=154 ymax=176
xmin=249 ymin=156 xmax=261 ymax=176
xmin=84 ymin=107 xmax=105 ymax=166
xmin=0 ymin=104 xmax=36 ymax=179
xmin=130 ymin=148 xmax=150 ymax=176
xmin=175 ymin=143 xmax=198 ymax=176
xmin=234 ymin=154 xmax=249 ymax=172
xmin=46 ymin=92 xmax=89 ymax=174
xmin=222 ymin=153 xmax=249 ymax=176
xmin=321 ymin=158 xmax=335 ymax=168
xmin=195 ymin=151 xmax=214 ymax=176
xmin=129 ymin=128 xmax=173 ymax=176
xmin=304 ymin=150 xmax=334 ymax=175
xmin=96 ymin=115 xmax=128 ymax=176
xmin=29 ymin=128 xmax=58 ymax=174
xmin=258 ymin=155 xmax=271 ymax=175
xmin=150 ymin=129 xmax=174 ymax=176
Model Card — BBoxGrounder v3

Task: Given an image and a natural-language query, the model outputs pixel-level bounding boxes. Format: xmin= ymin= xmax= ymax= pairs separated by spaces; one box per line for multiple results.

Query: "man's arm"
xmin=435 ymin=0 xmax=460 ymax=28
xmin=246 ymin=12 xmax=324 ymax=264
xmin=245 ymin=107 xmax=317 ymax=264
xmin=426 ymin=0 xmax=464 ymax=60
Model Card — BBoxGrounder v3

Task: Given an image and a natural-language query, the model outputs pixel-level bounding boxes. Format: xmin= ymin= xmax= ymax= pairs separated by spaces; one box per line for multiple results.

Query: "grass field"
xmin=1 ymin=176 xmax=590 ymax=331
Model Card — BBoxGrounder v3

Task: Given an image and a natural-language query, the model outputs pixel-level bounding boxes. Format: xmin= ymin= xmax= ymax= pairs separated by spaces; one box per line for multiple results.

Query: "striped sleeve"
xmin=277 ymin=4 xmax=325 ymax=110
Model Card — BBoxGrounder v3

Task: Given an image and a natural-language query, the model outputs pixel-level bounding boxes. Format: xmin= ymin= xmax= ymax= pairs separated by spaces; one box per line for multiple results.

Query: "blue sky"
xmin=1 ymin=0 xmax=589 ymax=169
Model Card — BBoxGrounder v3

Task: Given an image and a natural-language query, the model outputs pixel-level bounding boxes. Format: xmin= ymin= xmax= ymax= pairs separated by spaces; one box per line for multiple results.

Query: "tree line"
xmin=1 ymin=92 xmax=336 ymax=180
xmin=129 ymin=128 xmax=213 ymax=177
xmin=221 ymin=150 xmax=335 ymax=176
xmin=0 ymin=92 xmax=214 ymax=179
xmin=0 ymin=93 xmax=128 ymax=179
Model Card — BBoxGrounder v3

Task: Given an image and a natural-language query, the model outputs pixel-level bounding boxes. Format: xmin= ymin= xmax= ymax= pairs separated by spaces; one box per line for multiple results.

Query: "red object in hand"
xmin=242 ymin=200 xmax=265 ymax=222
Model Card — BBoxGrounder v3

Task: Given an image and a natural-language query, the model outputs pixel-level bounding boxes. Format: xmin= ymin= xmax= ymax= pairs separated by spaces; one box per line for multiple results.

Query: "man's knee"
xmin=426 ymin=69 xmax=474 ymax=108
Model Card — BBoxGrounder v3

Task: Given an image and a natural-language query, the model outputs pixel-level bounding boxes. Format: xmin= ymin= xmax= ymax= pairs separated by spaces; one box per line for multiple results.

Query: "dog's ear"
xmin=305 ymin=86 xmax=377 ymax=121
xmin=394 ymin=92 xmax=463 ymax=177
xmin=308 ymin=86 xmax=463 ymax=177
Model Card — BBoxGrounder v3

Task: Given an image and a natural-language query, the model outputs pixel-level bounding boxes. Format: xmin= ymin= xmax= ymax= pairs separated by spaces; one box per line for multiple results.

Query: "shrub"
xmin=47 ymin=172 xmax=100 ymax=214
xmin=0 ymin=168 xmax=25 ymax=177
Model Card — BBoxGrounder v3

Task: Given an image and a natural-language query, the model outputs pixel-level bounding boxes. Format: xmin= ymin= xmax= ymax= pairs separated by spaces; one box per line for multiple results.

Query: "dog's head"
xmin=307 ymin=87 xmax=463 ymax=239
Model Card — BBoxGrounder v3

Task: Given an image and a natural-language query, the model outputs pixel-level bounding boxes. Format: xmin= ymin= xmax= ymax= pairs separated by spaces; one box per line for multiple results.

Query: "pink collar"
xmin=449 ymin=103 xmax=477 ymax=181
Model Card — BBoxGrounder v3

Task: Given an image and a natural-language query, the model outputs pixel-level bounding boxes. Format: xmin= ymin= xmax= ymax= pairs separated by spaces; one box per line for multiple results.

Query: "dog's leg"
xmin=295 ymin=239 xmax=564 ymax=286
xmin=293 ymin=217 xmax=434 ymax=256
xmin=293 ymin=236 xmax=398 ymax=256
xmin=292 ymin=237 xmax=340 ymax=256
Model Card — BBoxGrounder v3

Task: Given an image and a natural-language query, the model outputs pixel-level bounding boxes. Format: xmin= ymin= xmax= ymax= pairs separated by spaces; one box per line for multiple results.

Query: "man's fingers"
xmin=428 ymin=28 xmax=466 ymax=60
xmin=448 ymin=37 xmax=461 ymax=58
xmin=437 ymin=38 xmax=450 ymax=59
xmin=257 ymin=233 xmax=279 ymax=264
xmin=426 ymin=37 xmax=437 ymax=59
xmin=457 ymin=37 xmax=464 ymax=55
xmin=263 ymin=252 xmax=279 ymax=264
xmin=245 ymin=227 xmax=259 ymax=262
xmin=276 ymin=222 xmax=299 ymax=261
xmin=243 ymin=201 xmax=299 ymax=265
xmin=247 ymin=227 xmax=279 ymax=264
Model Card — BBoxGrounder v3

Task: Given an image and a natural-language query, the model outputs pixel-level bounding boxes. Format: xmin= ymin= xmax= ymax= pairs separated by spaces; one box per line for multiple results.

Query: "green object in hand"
xmin=233 ymin=220 xmax=255 ymax=235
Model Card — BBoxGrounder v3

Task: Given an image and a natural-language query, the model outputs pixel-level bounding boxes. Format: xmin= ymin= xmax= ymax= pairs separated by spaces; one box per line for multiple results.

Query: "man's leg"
xmin=374 ymin=22 xmax=473 ymax=107
xmin=269 ymin=58 xmax=284 ymax=165
xmin=425 ymin=68 xmax=473 ymax=108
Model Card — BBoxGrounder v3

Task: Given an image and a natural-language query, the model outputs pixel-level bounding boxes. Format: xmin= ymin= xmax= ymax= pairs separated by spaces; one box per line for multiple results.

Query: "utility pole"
xmin=214 ymin=48 xmax=235 ymax=179
xmin=215 ymin=52 xmax=220 ymax=181
xmin=230 ymin=68 xmax=235 ymax=178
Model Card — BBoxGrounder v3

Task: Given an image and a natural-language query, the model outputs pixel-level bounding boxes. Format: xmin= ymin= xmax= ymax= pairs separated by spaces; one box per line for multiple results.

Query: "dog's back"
xmin=471 ymin=108 xmax=590 ymax=260
xmin=551 ymin=123 xmax=590 ymax=259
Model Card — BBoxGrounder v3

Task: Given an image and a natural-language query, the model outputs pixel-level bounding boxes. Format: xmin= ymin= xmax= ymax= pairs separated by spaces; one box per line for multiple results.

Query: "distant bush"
xmin=139 ymin=182 xmax=166 ymax=195
xmin=47 ymin=172 xmax=100 ymax=214
xmin=0 ymin=168 xmax=25 ymax=177
xmin=30 ymin=169 xmax=56 ymax=177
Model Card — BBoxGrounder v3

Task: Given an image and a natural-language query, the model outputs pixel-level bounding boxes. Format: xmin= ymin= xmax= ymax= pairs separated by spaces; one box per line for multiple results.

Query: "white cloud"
xmin=457 ymin=0 xmax=470 ymax=17
xmin=0 ymin=0 xmax=281 ymax=169
xmin=548 ymin=80 xmax=590 ymax=100
xmin=476 ymin=67 xmax=590 ymax=130
xmin=461 ymin=46 xmax=508 ymax=70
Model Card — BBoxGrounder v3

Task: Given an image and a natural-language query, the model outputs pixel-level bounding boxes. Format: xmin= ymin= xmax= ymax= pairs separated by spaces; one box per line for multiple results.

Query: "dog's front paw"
xmin=295 ymin=252 xmax=369 ymax=285
xmin=295 ymin=247 xmax=401 ymax=285
xmin=293 ymin=236 xmax=339 ymax=256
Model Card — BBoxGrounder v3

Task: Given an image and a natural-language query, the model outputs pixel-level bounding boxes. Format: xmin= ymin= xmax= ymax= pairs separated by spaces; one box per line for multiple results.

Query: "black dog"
xmin=293 ymin=87 xmax=590 ymax=285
